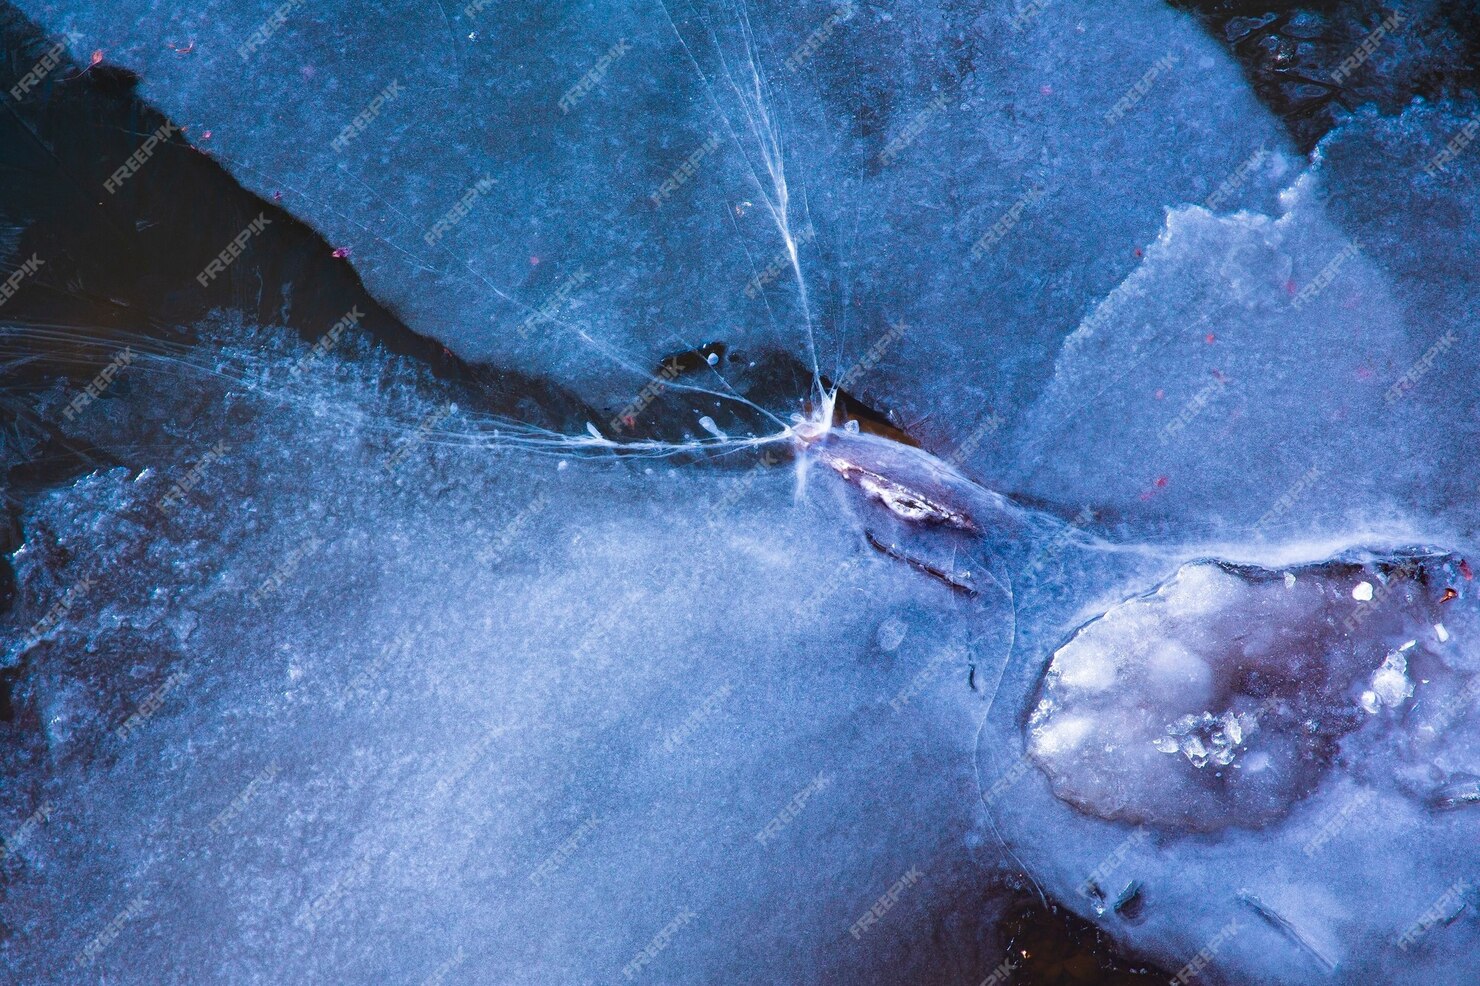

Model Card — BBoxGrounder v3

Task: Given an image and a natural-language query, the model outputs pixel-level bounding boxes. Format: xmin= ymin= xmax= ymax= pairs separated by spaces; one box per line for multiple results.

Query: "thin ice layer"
xmin=13 ymin=0 xmax=1287 ymax=458
xmin=0 ymin=321 xmax=1012 ymax=984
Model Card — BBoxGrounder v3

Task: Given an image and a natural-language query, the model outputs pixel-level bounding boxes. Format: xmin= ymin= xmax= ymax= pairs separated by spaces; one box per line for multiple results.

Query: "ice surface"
xmin=6 ymin=1 xmax=1480 ymax=984
xmin=13 ymin=0 xmax=1287 ymax=470
xmin=1 ymin=321 xmax=1021 ymax=983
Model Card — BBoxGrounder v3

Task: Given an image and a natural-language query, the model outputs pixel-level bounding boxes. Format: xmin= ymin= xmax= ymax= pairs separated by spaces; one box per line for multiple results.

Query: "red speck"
xmin=1205 ymin=333 xmax=1216 ymax=344
xmin=1442 ymin=587 xmax=1459 ymax=603
xmin=1461 ymin=559 xmax=1474 ymax=581
xmin=1155 ymin=476 xmax=1169 ymax=488
xmin=1134 ymin=248 xmax=1143 ymax=258
xmin=1153 ymin=388 xmax=1165 ymax=400
xmin=90 ymin=50 xmax=103 ymax=66
xmin=332 ymin=247 xmax=350 ymax=259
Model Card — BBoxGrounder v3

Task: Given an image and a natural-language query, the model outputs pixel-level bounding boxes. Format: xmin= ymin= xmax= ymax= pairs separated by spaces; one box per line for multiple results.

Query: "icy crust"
xmin=979 ymin=546 xmax=1480 ymax=985
xmin=1027 ymin=555 xmax=1479 ymax=832
xmin=0 ymin=320 xmax=1016 ymax=985
xmin=14 ymin=0 xmax=1287 ymax=460
xmin=1009 ymin=97 xmax=1480 ymax=544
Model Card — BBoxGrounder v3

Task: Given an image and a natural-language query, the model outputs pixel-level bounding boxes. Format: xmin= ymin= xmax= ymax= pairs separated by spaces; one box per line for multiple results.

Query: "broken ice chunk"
xmin=1026 ymin=555 xmax=1465 ymax=830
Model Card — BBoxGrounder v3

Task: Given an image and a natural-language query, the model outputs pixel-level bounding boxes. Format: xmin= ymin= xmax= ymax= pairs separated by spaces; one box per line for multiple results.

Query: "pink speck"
xmin=1153 ymin=388 xmax=1165 ymax=400
xmin=1155 ymin=476 xmax=1169 ymax=488
xmin=332 ymin=247 xmax=350 ymax=259
xmin=90 ymin=50 xmax=103 ymax=66
xmin=1284 ymin=279 xmax=1297 ymax=295
xmin=1461 ymin=559 xmax=1474 ymax=581
xmin=530 ymin=256 xmax=541 ymax=266
xmin=1040 ymin=85 xmax=1052 ymax=96
xmin=201 ymin=130 xmax=212 ymax=140
xmin=1205 ymin=333 xmax=1216 ymax=344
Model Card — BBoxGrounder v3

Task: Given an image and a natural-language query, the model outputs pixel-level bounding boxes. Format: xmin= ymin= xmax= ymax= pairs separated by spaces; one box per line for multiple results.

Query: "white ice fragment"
xmin=1353 ymin=581 xmax=1375 ymax=601
xmin=1436 ymin=622 xmax=1449 ymax=642
xmin=585 ymin=422 xmax=601 ymax=439
xmin=698 ymin=416 xmax=726 ymax=439
xmin=1284 ymin=572 xmax=1296 ymax=589
xmin=705 ymin=351 xmax=718 ymax=366
xmin=1364 ymin=651 xmax=1415 ymax=713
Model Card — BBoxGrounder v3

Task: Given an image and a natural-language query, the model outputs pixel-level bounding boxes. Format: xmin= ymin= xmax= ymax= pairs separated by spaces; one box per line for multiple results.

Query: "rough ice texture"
xmin=14 ymin=0 xmax=1286 ymax=461
xmin=0 ymin=321 xmax=1013 ymax=984
xmin=1028 ymin=555 xmax=1477 ymax=833
xmin=8 ymin=1 xmax=1480 ymax=984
